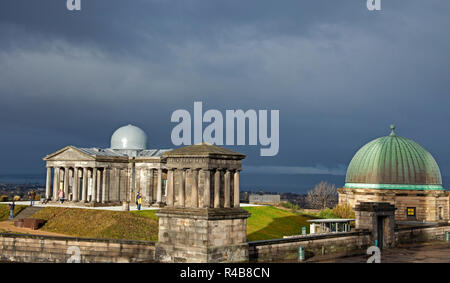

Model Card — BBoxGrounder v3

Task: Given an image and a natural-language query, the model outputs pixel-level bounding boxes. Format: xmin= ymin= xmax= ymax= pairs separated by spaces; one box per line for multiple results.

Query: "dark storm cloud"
xmin=0 ymin=0 xmax=449 ymax=188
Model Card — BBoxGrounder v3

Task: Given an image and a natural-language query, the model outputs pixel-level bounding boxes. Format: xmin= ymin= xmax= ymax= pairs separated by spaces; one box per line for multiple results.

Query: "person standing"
xmin=30 ymin=189 xmax=36 ymax=206
xmin=136 ymin=192 xmax=142 ymax=211
xmin=8 ymin=201 xmax=15 ymax=219
xmin=58 ymin=189 xmax=65 ymax=204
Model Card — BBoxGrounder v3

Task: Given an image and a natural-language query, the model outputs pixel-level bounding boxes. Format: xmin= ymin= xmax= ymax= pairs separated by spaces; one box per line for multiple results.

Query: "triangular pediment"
xmin=43 ymin=146 xmax=95 ymax=161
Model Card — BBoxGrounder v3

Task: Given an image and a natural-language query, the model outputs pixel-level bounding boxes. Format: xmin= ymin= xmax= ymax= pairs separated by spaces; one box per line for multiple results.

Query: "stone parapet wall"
xmin=395 ymin=224 xmax=450 ymax=244
xmin=248 ymin=231 xmax=372 ymax=262
xmin=0 ymin=233 xmax=155 ymax=263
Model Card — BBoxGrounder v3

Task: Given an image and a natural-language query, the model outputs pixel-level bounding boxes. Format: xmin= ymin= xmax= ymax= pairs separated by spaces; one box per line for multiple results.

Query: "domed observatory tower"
xmin=338 ymin=125 xmax=449 ymax=222
xmin=110 ymin=124 xmax=148 ymax=156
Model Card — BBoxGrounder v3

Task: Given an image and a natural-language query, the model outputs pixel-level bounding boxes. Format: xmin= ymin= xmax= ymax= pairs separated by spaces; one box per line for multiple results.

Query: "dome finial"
xmin=390 ymin=124 xmax=396 ymax=136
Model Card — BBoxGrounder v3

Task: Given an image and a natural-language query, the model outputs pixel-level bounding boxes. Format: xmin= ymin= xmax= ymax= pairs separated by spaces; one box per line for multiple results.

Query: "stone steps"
xmin=14 ymin=206 xmax=43 ymax=221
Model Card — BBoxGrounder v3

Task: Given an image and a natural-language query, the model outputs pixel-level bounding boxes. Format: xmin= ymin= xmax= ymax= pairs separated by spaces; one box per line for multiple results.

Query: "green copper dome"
xmin=344 ymin=125 xmax=443 ymax=190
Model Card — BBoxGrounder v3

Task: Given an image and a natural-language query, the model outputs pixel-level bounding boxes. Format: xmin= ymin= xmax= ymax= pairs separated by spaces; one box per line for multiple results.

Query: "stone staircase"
xmin=13 ymin=206 xmax=43 ymax=221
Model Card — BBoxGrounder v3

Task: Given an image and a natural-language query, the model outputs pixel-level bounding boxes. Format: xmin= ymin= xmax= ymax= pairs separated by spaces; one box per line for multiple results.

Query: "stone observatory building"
xmin=43 ymin=124 xmax=172 ymax=206
xmin=338 ymin=125 xmax=449 ymax=222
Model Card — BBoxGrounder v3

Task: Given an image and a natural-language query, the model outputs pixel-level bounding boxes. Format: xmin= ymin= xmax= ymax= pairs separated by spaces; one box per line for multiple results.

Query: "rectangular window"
xmin=439 ymin=207 xmax=443 ymax=220
xmin=407 ymin=207 xmax=416 ymax=216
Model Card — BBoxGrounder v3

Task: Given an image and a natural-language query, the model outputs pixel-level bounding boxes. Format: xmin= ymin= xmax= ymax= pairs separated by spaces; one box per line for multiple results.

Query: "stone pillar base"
xmin=155 ymin=207 xmax=250 ymax=263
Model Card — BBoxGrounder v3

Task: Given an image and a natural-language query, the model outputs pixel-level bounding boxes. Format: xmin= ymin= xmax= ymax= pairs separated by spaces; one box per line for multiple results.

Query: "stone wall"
xmin=0 ymin=233 xmax=155 ymax=263
xmin=248 ymin=231 xmax=372 ymax=262
xmin=396 ymin=224 xmax=450 ymax=244
xmin=155 ymin=208 xmax=249 ymax=263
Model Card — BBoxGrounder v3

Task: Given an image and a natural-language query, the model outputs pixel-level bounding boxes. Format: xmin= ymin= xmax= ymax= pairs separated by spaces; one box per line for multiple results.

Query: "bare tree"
xmin=306 ymin=181 xmax=337 ymax=209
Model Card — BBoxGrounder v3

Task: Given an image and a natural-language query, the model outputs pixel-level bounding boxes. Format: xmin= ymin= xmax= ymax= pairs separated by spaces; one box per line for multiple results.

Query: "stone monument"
xmin=155 ymin=143 xmax=250 ymax=262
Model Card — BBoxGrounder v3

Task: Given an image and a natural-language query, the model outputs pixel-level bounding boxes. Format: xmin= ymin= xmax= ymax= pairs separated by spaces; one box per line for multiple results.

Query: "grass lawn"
xmin=0 ymin=204 xmax=27 ymax=221
xmin=31 ymin=207 xmax=158 ymax=241
xmin=23 ymin=206 xmax=313 ymax=242
xmin=244 ymin=206 xmax=315 ymax=241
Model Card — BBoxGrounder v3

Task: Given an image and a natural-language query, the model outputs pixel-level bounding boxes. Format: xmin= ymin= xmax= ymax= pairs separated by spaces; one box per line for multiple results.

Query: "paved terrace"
xmin=4 ymin=201 xmax=263 ymax=211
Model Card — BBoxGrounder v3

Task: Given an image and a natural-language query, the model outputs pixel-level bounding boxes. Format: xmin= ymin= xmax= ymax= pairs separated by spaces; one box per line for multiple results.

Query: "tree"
xmin=306 ymin=181 xmax=337 ymax=209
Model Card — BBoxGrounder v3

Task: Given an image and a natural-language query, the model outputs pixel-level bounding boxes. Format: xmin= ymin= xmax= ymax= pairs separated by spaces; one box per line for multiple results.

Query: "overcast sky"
xmin=0 ymin=1 xmax=449 ymax=189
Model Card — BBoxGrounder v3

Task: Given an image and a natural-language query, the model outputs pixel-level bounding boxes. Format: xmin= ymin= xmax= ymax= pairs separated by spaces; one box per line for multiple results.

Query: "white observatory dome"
xmin=110 ymin=124 xmax=147 ymax=150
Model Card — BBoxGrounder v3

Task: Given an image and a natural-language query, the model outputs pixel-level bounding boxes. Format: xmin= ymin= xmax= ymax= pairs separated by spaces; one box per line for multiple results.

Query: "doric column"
xmin=178 ymin=169 xmax=185 ymax=207
xmin=191 ymin=169 xmax=199 ymax=208
xmin=63 ymin=167 xmax=69 ymax=200
xmin=82 ymin=167 xmax=88 ymax=202
xmin=73 ymin=167 xmax=79 ymax=201
xmin=102 ymin=168 xmax=108 ymax=203
xmin=167 ymin=169 xmax=174 ymax=206
xmin=156 ymin=168 xmax=162 ymax=203
xmin=53 ymin=167 xmax=60 ymax=201
xmin=224 ymin=170 xmax=231 ymax=208
xmin=147 ymin=169 xmax=154 ymax=203
xmin=203 ymin=169 xmax=211 ymax=208
xmin=233 ymin=170 xmax=240 ymax=208
xmin=92 ymin=168 xmax=97 ymax=203
xmin=45 ymin=167 xmax=52 ymax=200
xmin=96 ymin=168 xmax=102 ymax=203
xmin=214 ymin=169 xmax=221 ymax=208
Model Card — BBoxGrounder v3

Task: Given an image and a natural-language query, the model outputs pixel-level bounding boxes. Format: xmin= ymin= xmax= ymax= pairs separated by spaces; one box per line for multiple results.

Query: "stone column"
xmin=73 ymin=167 xmax=79 ymax=201
xmin=214 ymin=169 xmax=221 ymax=208
xmin=82 ymin=167 xmax=88 ymax=202
xmin=203 ymin=169 xmax=211 ymax=208
xmin=224 ymin=170 xmax=231 ymax=208
xmin=191 ymin=169 xmax=199 ymax=208
xmin=53 ymin=167 xmax=60 ymax=201
xmin=102 ymin=168 xmax=108 ymax=203
xmin=178 ymin=169 xmax=185 ymax=207
xmin=167 ymin=169 xmax=174 ymax=206
xmin=45 ymin=167 xmax=52 ymax=200
xmin=157 ymin=168 xmax=162 ymax=203
xmin=63 ymin=167 xmax=69 ymax=200
xmin=96 ymin=168 xmax=102 ymax=203
xmin=147 ymin=169 xmax=154 ymax=203
xmin=233 ymin=170 xmax=240 ymax=208
xmin=92 ymin=168 xmax=97 ymax=203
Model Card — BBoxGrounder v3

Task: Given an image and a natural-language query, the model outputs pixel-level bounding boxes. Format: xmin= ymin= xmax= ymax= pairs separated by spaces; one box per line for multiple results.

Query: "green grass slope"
xmin=244 ymin=206 xmax=314 ymax=241
xmin=25 ymin=206 xmax=312 ymax=242
xmin=31 ymin=207 xmax=158 ymax=241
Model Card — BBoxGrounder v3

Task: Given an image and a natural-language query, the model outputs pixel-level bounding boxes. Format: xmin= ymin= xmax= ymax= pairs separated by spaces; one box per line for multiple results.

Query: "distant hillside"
xmin=241 ymin=173 xmax=345 ymax=194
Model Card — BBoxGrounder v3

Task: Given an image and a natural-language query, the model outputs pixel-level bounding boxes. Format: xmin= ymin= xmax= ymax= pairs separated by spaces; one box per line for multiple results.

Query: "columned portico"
xmin=42 ymin=124 xmax=171 ymax=206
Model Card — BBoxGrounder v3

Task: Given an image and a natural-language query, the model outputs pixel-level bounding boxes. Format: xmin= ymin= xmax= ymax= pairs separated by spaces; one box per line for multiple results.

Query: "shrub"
xmin=317 ymin=208 xmax=337 ymax=219
xmin=332 ymin=203 xmax=355 ymax=219
xmin=0 ymin=195 xmax=8 ymax=202
xmin=13 ymin=195 xmax=21 ymax=201
xmin=279 ymin=201 xmax=299 ymax=211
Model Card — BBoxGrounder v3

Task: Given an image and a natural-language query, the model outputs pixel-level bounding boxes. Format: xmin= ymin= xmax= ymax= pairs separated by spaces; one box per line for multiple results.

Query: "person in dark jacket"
xmin=8 ymin=201 xmax=15 ymax=219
